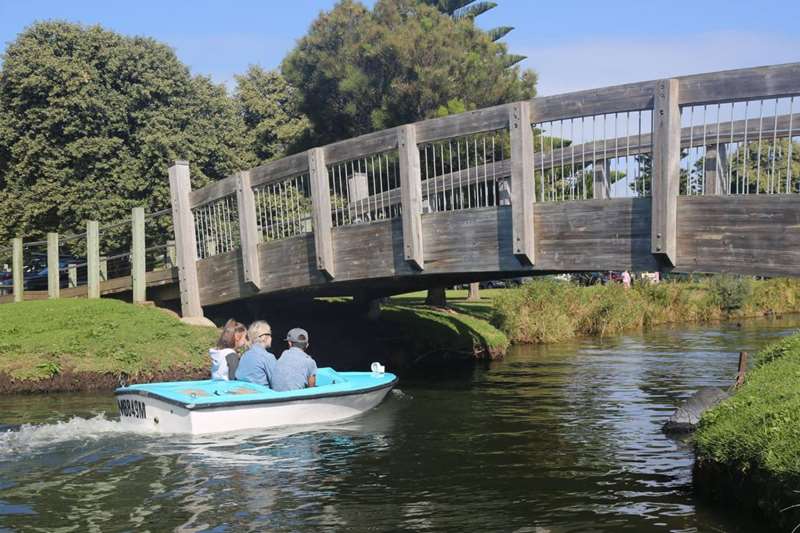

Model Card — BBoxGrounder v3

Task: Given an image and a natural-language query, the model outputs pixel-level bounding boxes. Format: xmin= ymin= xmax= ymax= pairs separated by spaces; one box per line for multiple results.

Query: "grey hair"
xmin=248 ymin=321 xmax=272 ymax=346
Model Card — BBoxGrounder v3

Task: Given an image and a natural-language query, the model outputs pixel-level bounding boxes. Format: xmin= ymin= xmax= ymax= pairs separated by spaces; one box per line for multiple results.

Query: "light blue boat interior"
xmin=116 ymin=368 xmax=397 ymax=407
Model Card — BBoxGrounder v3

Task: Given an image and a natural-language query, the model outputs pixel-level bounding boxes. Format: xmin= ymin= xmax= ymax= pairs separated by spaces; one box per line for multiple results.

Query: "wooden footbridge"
xmin=3 ymin=63 xmax=799 ymax=319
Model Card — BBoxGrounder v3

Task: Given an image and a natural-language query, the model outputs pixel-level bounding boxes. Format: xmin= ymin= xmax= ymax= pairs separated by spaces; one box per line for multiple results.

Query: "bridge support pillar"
xmin=704 ymin=144 xmax=728 ymax=195
xmin=398 ymin=125 xmax=424 ymax=270
xmin=168 ymin=160 xmax=204 ymax=318
xmin=308 ymin=148 xmax=335 ymax=279
xmin=47 ymin=232 xmax=59 ymax=299
xmin=12 ymin=237 xmax=23 ymax=303
xmin=651 ymin=78 xmax=681 ymax=266
xmin=509 ymin=102 xmax=535 ymax=265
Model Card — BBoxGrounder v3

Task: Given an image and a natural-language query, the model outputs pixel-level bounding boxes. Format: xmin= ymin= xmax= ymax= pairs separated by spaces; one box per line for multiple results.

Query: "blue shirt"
xmin=235 ymin=344 xmax=277 ymax=387
xmin=271 ymin=347 xmax=317 ymax=392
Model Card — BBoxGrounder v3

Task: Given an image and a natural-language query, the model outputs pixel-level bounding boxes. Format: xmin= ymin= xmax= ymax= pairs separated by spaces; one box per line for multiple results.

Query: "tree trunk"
xmin=466 ymin=282 xmax=480 ymax=301
xmin=425 ymin=287 xmax=447 ymax=307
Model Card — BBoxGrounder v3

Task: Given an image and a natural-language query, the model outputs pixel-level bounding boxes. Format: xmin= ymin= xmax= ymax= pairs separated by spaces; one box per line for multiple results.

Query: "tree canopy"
xmin=282 ymin=0 xmax=537 ymax=145
xmin=234 ymin=66 xmax=310 ymax=164
xmin=0 ymin=21 xmax=254 ymax=242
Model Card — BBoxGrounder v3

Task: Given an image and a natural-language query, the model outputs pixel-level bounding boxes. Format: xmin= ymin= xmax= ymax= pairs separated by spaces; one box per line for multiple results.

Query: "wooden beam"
xmin=530 ymin=81 xmax=656 ymax=123
xmin=236 ymin=170 xmax=261 ymax=289
xmin=68 ymin=263 xmax=77 ymax=288
xmin=704 ymin=144 xmax=728 ymax=196
xmin=87 ymin=221 xmax=100 ymax=299
xmin=398 ymin=124 xmax=424 ymax=270
xmin=47 ymin=232 xmax=59 ymax=299
xmin=509 ymin=101 xmax=536 ymax=265
xmin=131 ymin=207 xmax=146 ymax=303
xmin=679 ymin=63 xmax=800 ymax=106
xmin=307 ymin=148 xmax=335 ymax=279
xmin=169 ymin=160 xmax=204 ymax=317
xmin=12 ymin=238 xmax=22 ymax=303
xmin=651 ymin=79 xmax=681 ymax=265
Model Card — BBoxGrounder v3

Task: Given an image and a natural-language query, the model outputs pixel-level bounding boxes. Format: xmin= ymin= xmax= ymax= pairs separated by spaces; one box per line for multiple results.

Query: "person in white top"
xmin=209 ymin=319 xmax=247 ymax=381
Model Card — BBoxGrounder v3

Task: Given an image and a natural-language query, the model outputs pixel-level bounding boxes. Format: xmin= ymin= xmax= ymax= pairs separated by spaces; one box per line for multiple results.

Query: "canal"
xmin=1 ymin=316 xmax=798 ymax=532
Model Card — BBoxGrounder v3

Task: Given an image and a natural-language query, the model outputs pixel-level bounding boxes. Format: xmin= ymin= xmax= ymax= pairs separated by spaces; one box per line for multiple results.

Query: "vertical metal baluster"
xmin=729 ymin=103 xmax=736 ymax=194
xmin=457 ymin=140 xmax=464 ymax=209
xmin=581 ymin=117 xmax=587 ymax=199
xmin=687 ymin=107 xmax=694 ymax=194
xmin=756 ymin=100 xmax=764 ymax=194
xmin=715 ymin=104 xmax=722 ymax=195
xmin=539 ymin=124 xmax=546 ymax=202
xmin=787 ymin=97 xmax=795 ymax=193
xmin=570 ymin=119 xmax=576 ymax=200
xmin=771 ymin=98 xmax=779 ymax=194
xmin=637 ymin=112 xmax=643 ymax=196
xmin=701 ymin=105 xmax=708 ymax=195
xmin=481 ymin=137 xmax=488 ymax=207
xmin=744 ymin=101 xmax=751 ymax=193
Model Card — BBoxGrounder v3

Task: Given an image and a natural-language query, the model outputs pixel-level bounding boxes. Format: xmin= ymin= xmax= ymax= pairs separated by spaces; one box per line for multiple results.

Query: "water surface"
xmin=1 ymin=316 xmax=798 ymax=532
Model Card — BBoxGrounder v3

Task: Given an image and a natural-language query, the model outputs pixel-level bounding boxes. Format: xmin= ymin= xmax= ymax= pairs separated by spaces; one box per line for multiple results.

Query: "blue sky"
xmin=1 ymin=0 xmax=798 ymax=96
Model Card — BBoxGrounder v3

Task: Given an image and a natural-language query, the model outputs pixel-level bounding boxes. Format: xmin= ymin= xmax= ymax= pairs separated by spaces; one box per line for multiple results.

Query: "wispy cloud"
xmin=524 ymin=31 xmax=800 ymax=96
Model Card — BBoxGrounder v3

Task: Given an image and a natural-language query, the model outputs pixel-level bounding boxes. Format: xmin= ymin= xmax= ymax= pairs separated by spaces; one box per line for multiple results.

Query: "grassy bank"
xmin=380 ymin=303 xmax=509 ymax=362
xmin=492 ymin=277 xmax=800 ymax=344
xmin=694 ymin=333 xmax=800 ymax=530
xmin=0 ymin=299 xmax=217 ymax=391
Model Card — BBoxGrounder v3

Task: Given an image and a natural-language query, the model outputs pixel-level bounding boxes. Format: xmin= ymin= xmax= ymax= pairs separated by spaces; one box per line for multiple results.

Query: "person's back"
xmin=272 ymin=347 xmax=317 ymax=391
xmin=236 ymin=345 xmax=276 ymax=386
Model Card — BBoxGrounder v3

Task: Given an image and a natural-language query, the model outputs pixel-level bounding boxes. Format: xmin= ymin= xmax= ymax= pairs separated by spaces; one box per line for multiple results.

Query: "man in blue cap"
xmin=271 ymin=327 xmax=318 ymax=392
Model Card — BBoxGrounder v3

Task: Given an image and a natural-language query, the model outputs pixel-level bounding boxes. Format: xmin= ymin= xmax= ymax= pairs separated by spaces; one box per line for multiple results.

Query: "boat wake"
xmin=0 ymin=414 xmax=137 ymax=457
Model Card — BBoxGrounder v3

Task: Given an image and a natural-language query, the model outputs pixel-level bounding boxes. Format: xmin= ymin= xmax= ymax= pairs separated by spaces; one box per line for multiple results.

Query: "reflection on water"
xmin=1 ymin=316 xmax=797 ymax=532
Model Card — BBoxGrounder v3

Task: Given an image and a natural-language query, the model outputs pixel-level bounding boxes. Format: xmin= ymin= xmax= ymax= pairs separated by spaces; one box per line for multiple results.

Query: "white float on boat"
xmin=115 ymin=367 xmax=398 ymax=435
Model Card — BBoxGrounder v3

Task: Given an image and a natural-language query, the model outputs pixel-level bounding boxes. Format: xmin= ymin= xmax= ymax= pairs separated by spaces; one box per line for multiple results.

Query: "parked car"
xmin=23 ymin=255 xmax=86 ymax=290
xmin=479 ymin=280 xmax=507 ymax=289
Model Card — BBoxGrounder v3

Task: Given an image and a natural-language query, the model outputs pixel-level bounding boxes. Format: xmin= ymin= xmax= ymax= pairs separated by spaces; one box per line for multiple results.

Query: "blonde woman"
xmin=235 ymin=321 xmax=277 ymax=387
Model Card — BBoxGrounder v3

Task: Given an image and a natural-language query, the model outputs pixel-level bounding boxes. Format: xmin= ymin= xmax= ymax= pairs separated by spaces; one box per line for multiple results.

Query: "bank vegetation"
xmin=694 ymin=332 xmax=800 ymax=530
xmin=492 ymin=276 xmax=800 ymax=344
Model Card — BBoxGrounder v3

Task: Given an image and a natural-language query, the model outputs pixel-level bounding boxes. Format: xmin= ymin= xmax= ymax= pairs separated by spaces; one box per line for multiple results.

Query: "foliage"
xmin=0 ymin=21 xmax=254 ymax=250
xmin=709 ymin=274 xmax=752 ymax=313
xmin=234 ymin=66 xmax=311 ymax=162
xmin=0 ymin=299 xmax=217 ymax=380
xmin=282 ymin=0 xmax=537 ymax=145
xmin=492 ymin=276 xmax=800 ymax=344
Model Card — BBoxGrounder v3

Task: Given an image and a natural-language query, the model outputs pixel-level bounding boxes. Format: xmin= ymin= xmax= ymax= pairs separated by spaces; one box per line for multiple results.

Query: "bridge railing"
xmin=1 ymin=207 xmax=176 ymax=304
xmin=170 ymin=63 xmax=799 ymax=317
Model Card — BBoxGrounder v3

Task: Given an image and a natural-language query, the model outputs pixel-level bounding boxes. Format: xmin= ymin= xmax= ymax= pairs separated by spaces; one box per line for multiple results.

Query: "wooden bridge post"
xmin=398 ymin=124 xmax=424 ymax=270
xmin=47 ymin=232 xmax=59 ymax=299
xmin=236 ymin=170 xmax=261 ymax=289
xmin=308 ymin=148 xmax=335 ymax=279
xmin=12 ymin=238 xmax=23 ymax=303
xmin=131 ymin=207 xmax=146 ymax=303
xmin=87 ymin=220 xmax=100 ymax=298
xmin=651 ymin=78 xmax=681 ymax=266
xmin=593 ymin=160 xmax=611 ymax=200
xmin=509 ymin=102 xmax=536 ymax=265
xmin=168 ymin=161 xmax=204 ymax=318
xmin=704 ymin=144 xmax=728 ymax=195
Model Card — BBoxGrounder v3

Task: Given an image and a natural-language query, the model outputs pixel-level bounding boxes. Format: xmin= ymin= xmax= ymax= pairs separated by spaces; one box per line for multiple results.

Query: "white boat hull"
xmin=116 ymin=385 xmax=393 ymax=435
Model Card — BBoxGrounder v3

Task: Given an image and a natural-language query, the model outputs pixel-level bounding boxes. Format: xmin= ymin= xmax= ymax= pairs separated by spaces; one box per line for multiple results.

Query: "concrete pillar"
xmin=12 ymin=238 xmax=23 ymax=302
xmin=47 ymin=232 xmax=59 ymax=299
xmin=87 ymin=221 xmax=100 ymax=299
xmin=131 ymin=207 xmax=146 ymax=303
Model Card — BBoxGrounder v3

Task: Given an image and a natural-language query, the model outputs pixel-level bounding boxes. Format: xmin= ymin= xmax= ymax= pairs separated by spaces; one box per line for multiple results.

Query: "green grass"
xmin=491 ymin=277 xmax=800 ymax=344
xmin=696 ymin=333 xmax=800 ymax=477
xmin=0 ymin=299 xmax=217 ymax=381
xmin=694 ymin=332 xmax=800 ymax=528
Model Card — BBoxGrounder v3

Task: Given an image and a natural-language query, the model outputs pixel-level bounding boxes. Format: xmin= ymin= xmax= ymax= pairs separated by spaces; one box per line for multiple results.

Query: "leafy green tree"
xmin=0 ymin=21 xmax=254 ymax=249
xmin=282 ymin=0 xmax=537 ymax=145
xmin=234 ymin=66 xmax=311 ymax=163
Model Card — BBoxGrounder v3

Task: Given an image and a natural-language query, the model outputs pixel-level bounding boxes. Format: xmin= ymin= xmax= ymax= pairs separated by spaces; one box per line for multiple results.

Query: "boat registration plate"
xmin=118 ymin=398 xmax=147 ymax=419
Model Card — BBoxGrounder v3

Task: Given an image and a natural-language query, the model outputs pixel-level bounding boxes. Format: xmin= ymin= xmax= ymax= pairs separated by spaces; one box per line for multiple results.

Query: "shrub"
xmin=709 ymin=275 xmax=752 ymax=313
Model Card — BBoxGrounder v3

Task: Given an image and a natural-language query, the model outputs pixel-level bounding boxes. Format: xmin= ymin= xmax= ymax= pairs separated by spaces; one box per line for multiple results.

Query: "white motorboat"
xmin=115 ymin=367 xmax=397 ymax=435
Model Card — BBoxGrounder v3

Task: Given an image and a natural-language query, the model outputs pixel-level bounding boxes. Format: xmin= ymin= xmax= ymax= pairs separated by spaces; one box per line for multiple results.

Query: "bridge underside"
xmin=194 ymin=195 xmax=800 ymax=307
